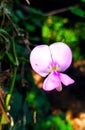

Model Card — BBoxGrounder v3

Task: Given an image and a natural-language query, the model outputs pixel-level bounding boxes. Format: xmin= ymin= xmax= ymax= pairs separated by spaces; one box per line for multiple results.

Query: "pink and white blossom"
xmin=30 ymin=42 xmax=75 ymax=91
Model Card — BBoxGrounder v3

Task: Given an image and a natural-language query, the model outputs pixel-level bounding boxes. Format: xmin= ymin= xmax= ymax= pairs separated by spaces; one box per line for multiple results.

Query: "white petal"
xmin=49 ymin=42 xmax=72 ymax=72
xmin=30 ymin=45 xmax=52 ymax=77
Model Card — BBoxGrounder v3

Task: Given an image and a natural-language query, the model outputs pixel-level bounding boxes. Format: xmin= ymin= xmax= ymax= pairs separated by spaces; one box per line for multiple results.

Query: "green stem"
xmin=5 ymin=66 xmax=17 ymax=109
xmin=13 ymin=40 xmax=19 ymax=66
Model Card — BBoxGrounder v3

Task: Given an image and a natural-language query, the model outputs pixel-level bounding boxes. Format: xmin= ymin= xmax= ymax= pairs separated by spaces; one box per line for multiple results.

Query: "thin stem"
xmin=9 ymin=67 xmax=17 ymax=95
xmin=13 ymin=40 xmax=19 ymax=66
xmin=5 ymin=39 xmax=18 ymax=109
xmin=5 ymin=66 xmax=17 ymax=109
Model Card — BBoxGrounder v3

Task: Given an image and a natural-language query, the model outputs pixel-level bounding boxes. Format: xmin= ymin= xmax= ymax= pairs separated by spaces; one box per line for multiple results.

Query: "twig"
xmin=17 ymin=3 xmax=78 ymax=16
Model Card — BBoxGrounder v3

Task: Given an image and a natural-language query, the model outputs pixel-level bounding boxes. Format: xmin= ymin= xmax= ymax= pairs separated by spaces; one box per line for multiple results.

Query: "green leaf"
xmin=6 ymin=52 xmax=16 ymax=65
xmin=69 ymin=7 xmax=85 ymax=18
xmin=81 ymin=0 xmax=85 ymax=2
xmin=29 ymin=36 xmax=40 ymax=41
xmin=0 ymin=29 xmax=12 ymax=45
xmin=16 ymin=10 xmax=25 ymax=20
xmin=29 ymin=7 xmax=43 ymax=15
xmin=42 ymin=25 xmax=51 ymax=38
xmin=24 ymin=23 xmax=36 ymax=32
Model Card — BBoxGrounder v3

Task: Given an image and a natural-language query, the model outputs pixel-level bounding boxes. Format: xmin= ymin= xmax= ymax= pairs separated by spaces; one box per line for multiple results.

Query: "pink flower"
xmin=30 ymin=42 xmax=75 ymax=91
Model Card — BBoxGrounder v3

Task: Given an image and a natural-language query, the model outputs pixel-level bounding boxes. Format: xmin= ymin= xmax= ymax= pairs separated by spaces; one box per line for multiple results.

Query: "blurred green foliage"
xmin=0 ymin=0 xmax=85 ymax=129
xmin=34 ymin=115 xmax=73 ymax=130
xmin=42 ymin=16 xmax=85 ymax=60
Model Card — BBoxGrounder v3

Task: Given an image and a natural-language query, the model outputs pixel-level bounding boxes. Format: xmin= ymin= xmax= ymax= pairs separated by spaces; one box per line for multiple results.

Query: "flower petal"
xmin=49 ymin=42 xmax=72 ymax=72
xmin=30 ymin=45 xmax=52 ymax=77
xmin=43 ymin=72 xmax=61 ymax=91
xmin=56 ymin=83 xmax=62 ymax=91
xmin=60 ymin=73 xmax=75 ymax=86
